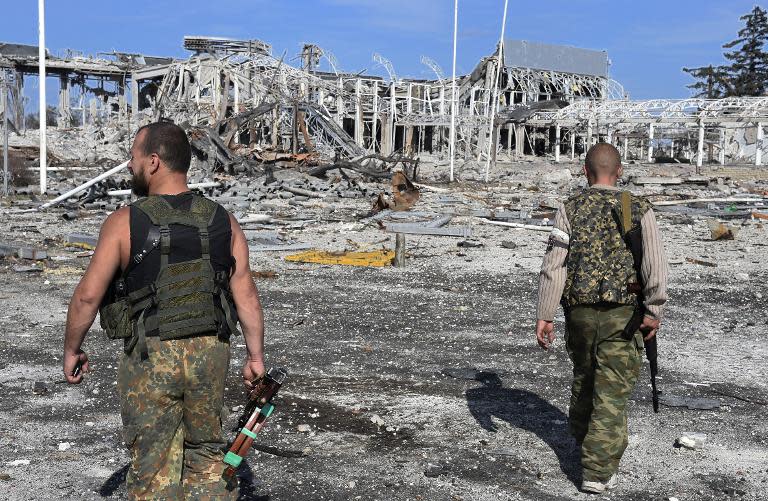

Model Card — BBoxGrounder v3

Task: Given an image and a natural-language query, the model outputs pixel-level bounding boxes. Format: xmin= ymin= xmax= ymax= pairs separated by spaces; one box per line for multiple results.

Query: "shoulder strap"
xmin=620 ymin=191 xmax=632 ymax=236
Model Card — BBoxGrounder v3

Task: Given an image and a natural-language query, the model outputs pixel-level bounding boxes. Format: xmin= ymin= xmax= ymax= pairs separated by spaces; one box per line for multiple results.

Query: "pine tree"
xmin=682 ymin=65 xmax=731 ymax=98
xmin=722 ymin=6 xmax=768 ymax=96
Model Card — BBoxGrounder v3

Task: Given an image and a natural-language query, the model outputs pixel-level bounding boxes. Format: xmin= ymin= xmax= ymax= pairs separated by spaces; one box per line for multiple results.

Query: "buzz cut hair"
xmin=585 ymin=143 xmax=622 ymax=178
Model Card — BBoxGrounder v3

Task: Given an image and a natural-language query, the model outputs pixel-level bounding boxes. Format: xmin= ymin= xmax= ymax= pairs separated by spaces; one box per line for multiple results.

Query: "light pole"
xmin=448 ymin=0 xmax=458 ymax=182
xmin=38 ymin=0 xmax=47 ymax=194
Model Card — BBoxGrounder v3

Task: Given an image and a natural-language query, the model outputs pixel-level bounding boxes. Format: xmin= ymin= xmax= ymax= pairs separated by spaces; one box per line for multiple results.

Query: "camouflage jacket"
xmin=562 ymin=188 xmax=652 ymax=307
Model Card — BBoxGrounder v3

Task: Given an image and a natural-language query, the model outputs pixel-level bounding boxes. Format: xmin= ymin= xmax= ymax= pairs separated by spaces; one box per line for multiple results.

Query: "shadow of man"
xmin=96 ymin=460 xmax=269 ymax=500
xmin=465 ymin=372 xmax=580 ymax=486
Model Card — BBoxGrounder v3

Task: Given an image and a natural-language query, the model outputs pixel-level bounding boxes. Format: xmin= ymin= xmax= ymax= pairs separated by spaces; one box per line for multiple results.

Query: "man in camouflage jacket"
xmin=535 ymin=143 xmax=668 ymax=494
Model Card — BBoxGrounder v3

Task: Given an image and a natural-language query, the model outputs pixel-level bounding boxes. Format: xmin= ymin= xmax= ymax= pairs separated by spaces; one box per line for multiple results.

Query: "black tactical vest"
xmin=562 ymin=188 xmax=652 ymax=308
xmin=99 ymin=192 xmax=239 ymax=359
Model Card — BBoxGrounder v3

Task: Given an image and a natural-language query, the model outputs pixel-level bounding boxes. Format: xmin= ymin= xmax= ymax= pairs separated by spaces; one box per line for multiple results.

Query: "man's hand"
xmin=640 ymin=315 xmax=661 ymax=341
xmin=535 ymin=319 xmax=555 ymax=350
xmin=63 ymin=349 xmax=89 ymax=384
xmin=242 ymin=358 xmax=266 ymax=390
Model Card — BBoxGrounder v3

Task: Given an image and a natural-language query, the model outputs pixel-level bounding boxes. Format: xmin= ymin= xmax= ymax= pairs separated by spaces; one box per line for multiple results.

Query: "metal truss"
xmin=527 ymin=97 xmax=768 ymax=126
xmin=505 ymin=67 xmax=626 ymax=102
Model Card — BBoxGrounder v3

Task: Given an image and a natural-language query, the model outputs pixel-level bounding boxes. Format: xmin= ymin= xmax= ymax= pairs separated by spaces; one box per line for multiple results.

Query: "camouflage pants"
xmin=118 ymin=335 xmax=238 ymax=500
xmin=565 ymin=304 xmax=643 ymax=482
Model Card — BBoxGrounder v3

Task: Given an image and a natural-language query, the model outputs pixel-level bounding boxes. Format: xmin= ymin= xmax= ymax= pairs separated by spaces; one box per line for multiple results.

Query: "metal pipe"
xmin=37 ymin=160 xmax=128 ymax=210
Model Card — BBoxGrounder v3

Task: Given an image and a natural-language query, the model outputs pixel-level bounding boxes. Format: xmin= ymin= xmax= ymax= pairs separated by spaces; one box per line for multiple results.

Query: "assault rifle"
xmin=617 ymin=192 xmax=660 ymax=413
xmin=222 ymin=367 xmax=288 ymax=482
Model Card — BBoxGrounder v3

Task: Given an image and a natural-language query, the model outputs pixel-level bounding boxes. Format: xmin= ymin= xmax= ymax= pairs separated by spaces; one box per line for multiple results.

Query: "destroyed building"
xmin=3 ymin=34 xmax=765 ymax=193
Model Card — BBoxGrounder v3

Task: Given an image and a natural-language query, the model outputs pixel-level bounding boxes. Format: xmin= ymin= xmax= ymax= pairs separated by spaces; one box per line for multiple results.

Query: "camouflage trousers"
xmin=564 ymin=304 xmax=643 ymax=482
xmin=118 ymin=335 xmax=238 ymax=500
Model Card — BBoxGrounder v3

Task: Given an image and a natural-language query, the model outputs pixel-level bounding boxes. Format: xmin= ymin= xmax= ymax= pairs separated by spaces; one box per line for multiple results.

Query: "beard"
xmin=132 ymin=170 xmax=149 ymax=197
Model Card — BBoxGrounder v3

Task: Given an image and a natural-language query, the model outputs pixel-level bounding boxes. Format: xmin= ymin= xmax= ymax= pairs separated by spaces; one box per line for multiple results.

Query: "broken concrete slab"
xmin=0 ymin=242 xmax=47 ymax=260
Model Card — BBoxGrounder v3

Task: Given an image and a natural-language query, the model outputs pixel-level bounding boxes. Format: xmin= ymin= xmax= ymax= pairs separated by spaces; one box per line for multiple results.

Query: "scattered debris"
xmin=6 ymin=460 xmax=30 ymax=467
xmin=64 ymin=233 xmax=98 ymax=250
xmin=676 ymin=432 xmax=707 ymax=450
xmin=12 ymin=265 xmax=42 ymax=273
xmin=32 ymin=382 xmax=48 ymax=395
xmin=708 ymin=220 xmax=739 ymax=240
xmin=370 ymin=415 xmax=385 ymax=427
xmin=686 ymin=257 xmax=718 ymax=267
xmin=0 ymin=242 xmax=47 ymax=260
xmin=285 ymin=249 xmax=395 ymax=267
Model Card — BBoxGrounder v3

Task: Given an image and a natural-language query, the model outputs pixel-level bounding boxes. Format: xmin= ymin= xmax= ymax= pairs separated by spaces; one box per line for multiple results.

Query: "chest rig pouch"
xmin=99 ymin=195 xmax=240 ymax=360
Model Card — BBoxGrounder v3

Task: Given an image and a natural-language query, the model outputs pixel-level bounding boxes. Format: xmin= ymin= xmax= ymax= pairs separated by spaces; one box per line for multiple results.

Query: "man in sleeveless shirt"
xmin=63 ymin=122 xmax=266 ymax=499
xmin=535 ymin=143 xmax=668 ymax=494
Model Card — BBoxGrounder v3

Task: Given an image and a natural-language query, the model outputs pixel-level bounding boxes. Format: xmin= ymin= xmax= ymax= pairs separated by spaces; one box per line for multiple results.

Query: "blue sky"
xmin=1 ymin=0 xmax=763 ymax=102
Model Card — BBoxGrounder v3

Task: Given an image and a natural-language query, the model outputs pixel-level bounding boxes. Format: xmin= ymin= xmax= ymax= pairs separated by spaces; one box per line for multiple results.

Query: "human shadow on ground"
xmin=465 ymin=372 xmax=581 ymax=486
xmin=96 ymin=460 xmax=268 ymax=500
xmin=98 ymin=463 xmax=129 ymax=497
xmin=237 ymin=458 xmax=270 ymax=501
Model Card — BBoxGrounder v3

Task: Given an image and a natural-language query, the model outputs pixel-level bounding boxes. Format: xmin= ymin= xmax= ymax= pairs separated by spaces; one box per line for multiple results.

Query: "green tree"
xmin=723 ymin=5 xmax=768 ymax=96
xmin=681 ymin=64 xmax=731 ymax=98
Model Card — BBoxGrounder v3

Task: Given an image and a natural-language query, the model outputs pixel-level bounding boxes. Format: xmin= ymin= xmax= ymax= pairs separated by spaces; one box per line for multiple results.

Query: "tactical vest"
xmin=99 ymin=194 xmax=240 ymax=359
xmin=562 ymin=188 xmax=652 ymax=308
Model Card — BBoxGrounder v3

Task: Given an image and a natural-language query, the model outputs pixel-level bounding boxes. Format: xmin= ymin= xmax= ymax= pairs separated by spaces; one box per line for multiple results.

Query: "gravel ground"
xmin=0 ymin=159 xmax=766 ymax=501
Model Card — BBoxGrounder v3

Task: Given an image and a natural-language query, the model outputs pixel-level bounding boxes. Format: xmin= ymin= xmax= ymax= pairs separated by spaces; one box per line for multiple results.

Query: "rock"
xmin=297 ymin=424 xmax=311 ymax=433
xmin=735 ymin=273 xmax=749 ymax=281
xmin=676 ymin=432 xmax=707 ymax=449
xmin=33 ymin=381 xmax=48 ymax=395
xmin=542 ymin=169 xmax=572 ymax=184
xmin=370 ymin=415 xmax=385 ymax=427
xmin=6 ymin=460 xmax=31 ymax=467
xmin=58 ymin=442 xmax=72 ymax=451
xmin=501 ymin=241 xmax=517 ymax=249
xmin=424 ymin=463 xmax=446 ymax=478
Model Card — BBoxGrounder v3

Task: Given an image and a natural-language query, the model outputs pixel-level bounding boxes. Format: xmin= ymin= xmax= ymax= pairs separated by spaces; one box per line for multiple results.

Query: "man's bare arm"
xmin=228 ymin=214 xmax=266 ymax=386
xmin=63 ymin=208 xmax=126 ymax=382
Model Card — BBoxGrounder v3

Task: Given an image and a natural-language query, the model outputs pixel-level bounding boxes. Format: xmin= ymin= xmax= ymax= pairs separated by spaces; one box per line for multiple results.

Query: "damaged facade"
xmin=1 ymin=35 xmax=767 ymax=195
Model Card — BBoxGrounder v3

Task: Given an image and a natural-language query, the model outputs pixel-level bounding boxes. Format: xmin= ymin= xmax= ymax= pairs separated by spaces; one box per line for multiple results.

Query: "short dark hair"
xmin=136 ymin=121 xmax=192 ymax=173
xmin=585 ymin=143 xmax=621 ymax=178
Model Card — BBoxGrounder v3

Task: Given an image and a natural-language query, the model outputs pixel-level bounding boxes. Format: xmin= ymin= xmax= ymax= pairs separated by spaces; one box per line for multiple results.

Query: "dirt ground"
xmin=1 ymin=159 xmax=767 ymax=501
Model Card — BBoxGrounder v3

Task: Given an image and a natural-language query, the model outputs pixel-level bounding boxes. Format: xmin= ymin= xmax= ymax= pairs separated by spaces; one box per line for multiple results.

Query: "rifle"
xmin=222 ymin=367 xmax=288 ymax=482
xmin=618 ymin=191 xmax=660 ymax=413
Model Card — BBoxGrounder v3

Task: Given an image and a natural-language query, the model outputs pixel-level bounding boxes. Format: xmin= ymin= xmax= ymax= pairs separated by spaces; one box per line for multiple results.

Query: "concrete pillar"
xmin=389 ymin=82 xmax=396 ymax=154
xmin=354 ymin=79 xmax=363 ymax=147
xmin=507 ymin=124 xmax=513 ymax=153
xmin=757 ymin=122 xmax=764 ymax=166
xmin=696 ymin=122 xmax=705 ymax=169
xmin=131 ymin=76 xmax=139 ymax=129
xmin=515 ymin=124 xmax=525 ymax=158
xmin=439 ymin=86 xmax=445 ymax=116
xmin=587 ymin=121 xmax=593 ymax=148
xmin=336 ymin=77 xmax=344 ymax=126
xmin=371 ymin=87 xmax=378 ymax=152
xmin=554 ymin=124 xmax=561 ymax=163
xmin=381 ymin=112 xmax=392 ymax=156
xmin=719 ymin=128 xmax=726 ymax=165
xmin=57 ymin=75 xmax=71 ymax=128
xmin=647 ymin=123 xmax=654 ymax=163
xmin=570 ymin=128 xmax=576 ymax=160
xmin=622 ymin=136 xmax=628 ymax=161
